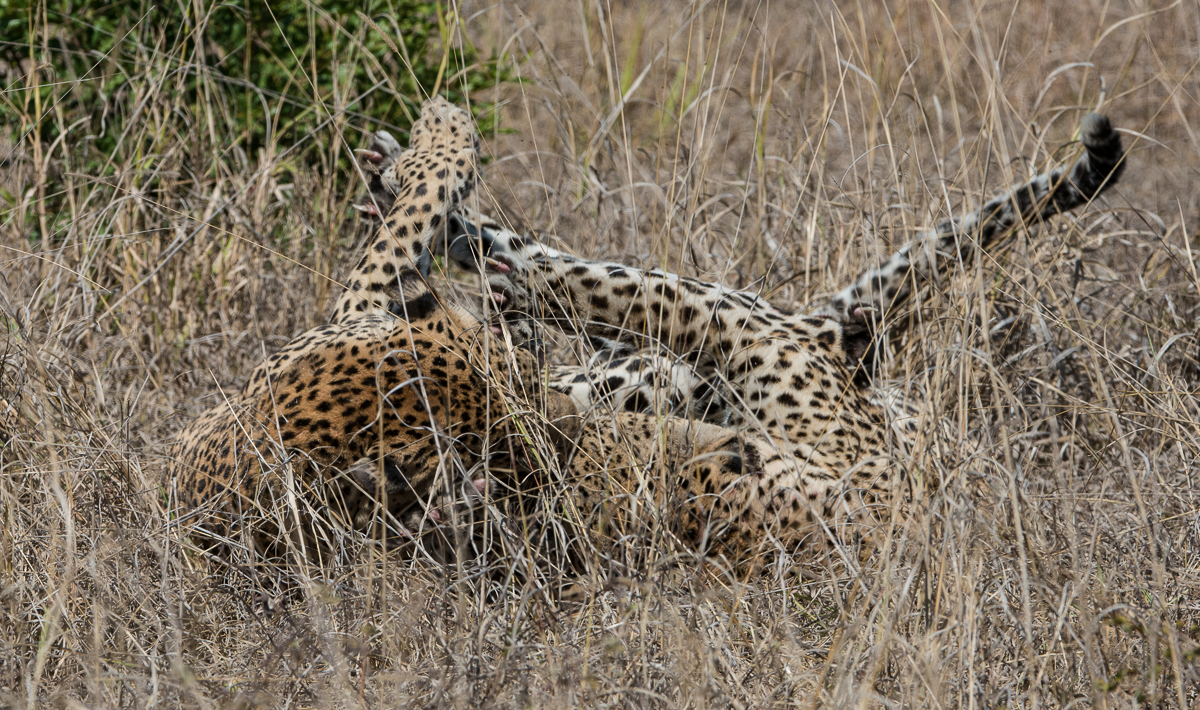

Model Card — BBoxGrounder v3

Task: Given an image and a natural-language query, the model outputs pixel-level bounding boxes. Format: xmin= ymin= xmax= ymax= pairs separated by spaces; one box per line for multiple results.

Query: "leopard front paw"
xmin=409 ymin=97 xmax=478 ymax=162
xmin=355 ymin=99 xmax=479 ymax=222
xmin=355 ymin=130 xmax=405 ymax=219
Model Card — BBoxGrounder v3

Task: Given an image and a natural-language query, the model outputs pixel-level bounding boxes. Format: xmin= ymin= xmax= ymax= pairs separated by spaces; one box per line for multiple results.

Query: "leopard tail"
xmin=815 ymin=113 xmax=1125 ymax=320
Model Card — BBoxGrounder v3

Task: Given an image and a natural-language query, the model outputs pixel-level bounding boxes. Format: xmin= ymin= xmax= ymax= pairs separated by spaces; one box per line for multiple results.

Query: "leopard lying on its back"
xmin=479 ymin=115 xmax=1125 ymax=426
xmin=441 ymin=112 xmax=1124 ymax=559
xmin=166 ymin=100 xmax=1124 ymax=567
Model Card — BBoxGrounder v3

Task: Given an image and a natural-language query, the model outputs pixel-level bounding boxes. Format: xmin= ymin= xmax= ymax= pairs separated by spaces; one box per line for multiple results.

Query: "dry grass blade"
xmin=2 ymin=0 xmax=1199 ymax=707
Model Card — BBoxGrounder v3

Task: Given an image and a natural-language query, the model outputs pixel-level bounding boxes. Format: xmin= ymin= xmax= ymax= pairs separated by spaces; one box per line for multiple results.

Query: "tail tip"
xmin=1081 ymin=112 xmax=1116 ymax=147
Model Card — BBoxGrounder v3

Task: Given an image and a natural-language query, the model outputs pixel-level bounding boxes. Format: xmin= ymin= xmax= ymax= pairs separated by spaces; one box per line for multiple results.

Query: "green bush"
xmin=0 ymin=0 xmax=509 ymax=241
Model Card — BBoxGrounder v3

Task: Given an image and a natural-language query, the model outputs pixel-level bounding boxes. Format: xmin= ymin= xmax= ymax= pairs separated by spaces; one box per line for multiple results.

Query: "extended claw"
xmin=352 ymin=203 xmax=380 ymax=216
xmin=491 ymin=291 xmax=508 ymax=306
xmin=850 ymin=305 xmax=876 ymax=322
xmin=355 ymin=148 xmax=385 ymax=164
xmin=427 ymin=507 xmax=441 ymax=522
xmin=484 ymin=257 xmax=511 ymax=273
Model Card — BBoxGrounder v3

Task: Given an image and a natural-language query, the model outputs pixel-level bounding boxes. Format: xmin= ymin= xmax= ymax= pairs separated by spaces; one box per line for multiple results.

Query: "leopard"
xmin=164 ymin=98 xmax=574 ymax=558
xmin=431 ymin=112 xmax=1125 ymax=565
xmin=442 ymin=108 xmax=1124 ymax=435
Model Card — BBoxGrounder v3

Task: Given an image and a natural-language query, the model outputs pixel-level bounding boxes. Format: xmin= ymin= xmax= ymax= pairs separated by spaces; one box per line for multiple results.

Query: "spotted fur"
xmin=813 ymin=114 xmax=1125 ymax=320
xmin=458 ymin=115 xmax=1125 ymax=423
xmin=164 ymin=99 xmax=562 ymax=556
xmin=167 ymin=105 xmax=1125 ymax=569
xmin=451 ymin=113 xmax=1126 ymax=561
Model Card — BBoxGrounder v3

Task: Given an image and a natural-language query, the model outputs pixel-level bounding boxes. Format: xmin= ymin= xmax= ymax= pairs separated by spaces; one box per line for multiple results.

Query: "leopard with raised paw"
xmin=446 ymin=112 xmax=1125 ymax=566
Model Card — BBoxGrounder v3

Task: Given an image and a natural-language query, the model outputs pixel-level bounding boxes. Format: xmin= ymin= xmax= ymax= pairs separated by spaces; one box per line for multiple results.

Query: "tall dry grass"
xmin=2 ymin=0 xmax=1199 ymax=707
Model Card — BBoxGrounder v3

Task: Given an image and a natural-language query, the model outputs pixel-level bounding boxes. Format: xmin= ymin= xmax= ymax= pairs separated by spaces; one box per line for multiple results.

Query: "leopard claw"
xmin=850 ymin=305 xmax=876 ymax=322
xmin=485 ymin=257 xmax=511 ymax=273
xmin=355 ymin=148 xmax=385 ymax=164
xmin=383 ymin=524 xmax=414 ymax=549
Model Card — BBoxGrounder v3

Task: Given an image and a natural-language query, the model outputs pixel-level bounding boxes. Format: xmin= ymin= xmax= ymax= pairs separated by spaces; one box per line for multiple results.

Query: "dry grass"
xmin=3 ymin=0 xmax=1200 ymax=707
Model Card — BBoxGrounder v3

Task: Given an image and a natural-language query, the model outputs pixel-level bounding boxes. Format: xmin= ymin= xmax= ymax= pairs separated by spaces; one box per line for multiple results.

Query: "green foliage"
xmin=0 ymin=0 xmax=508 ymax=227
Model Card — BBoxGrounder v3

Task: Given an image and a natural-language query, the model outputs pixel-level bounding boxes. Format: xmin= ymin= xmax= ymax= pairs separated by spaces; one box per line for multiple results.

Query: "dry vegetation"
xmin=3 ymin=0 xmax=1200 ymax=707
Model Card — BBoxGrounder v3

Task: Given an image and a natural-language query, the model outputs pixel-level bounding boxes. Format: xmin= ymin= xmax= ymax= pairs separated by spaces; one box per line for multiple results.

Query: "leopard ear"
xmin=841 ymin=309 xmax=880 ymax=385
